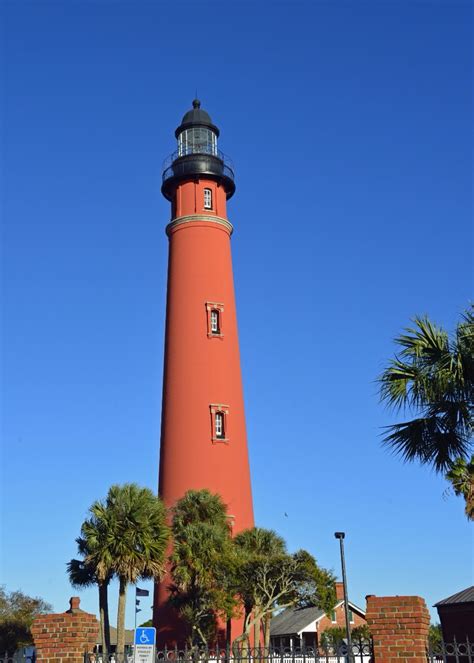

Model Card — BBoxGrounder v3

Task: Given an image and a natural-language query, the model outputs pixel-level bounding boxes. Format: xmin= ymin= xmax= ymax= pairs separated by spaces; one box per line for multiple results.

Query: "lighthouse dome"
xmin=175 ymin=99 xmax=220 ymax=137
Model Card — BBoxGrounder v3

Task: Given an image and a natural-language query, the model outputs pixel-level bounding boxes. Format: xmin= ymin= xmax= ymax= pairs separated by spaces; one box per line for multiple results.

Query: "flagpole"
xmin=134 ymin=587 xmax=149 ymax=632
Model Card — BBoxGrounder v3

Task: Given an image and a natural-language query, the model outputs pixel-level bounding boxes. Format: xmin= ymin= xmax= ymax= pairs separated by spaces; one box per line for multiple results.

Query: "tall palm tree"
xmin=169 ymin=490 xmax=234 ymax=646
xmin=84 ymin=484 xmax=170 ymax=656
xmin=379 ymin=307 xmax=473 ymax=473
xmin=67 ymin=548 xmax=112 ymax=655
xmin=67 ymin=528 xmax=113 ymax=654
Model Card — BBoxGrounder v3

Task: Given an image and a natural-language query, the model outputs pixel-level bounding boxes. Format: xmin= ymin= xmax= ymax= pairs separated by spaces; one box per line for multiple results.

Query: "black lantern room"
xmin=161 ymin=100 xmax=235 ymax=201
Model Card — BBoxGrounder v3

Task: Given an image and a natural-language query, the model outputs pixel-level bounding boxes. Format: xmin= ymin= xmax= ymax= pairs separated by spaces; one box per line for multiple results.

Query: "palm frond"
xmin=67 ymin=558 xmax=96 ymax=588
xmin=379 ymin=309 xmax=473 ymax=474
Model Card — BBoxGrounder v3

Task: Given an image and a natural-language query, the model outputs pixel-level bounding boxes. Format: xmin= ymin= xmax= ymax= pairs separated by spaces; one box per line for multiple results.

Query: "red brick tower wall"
xmin=156 ymin=179 xmax=254 ymax=529
xmin=366 ymin=595 xmax=430 ymax=663
xmin=31 ymin=597 xmax=99 ymax=663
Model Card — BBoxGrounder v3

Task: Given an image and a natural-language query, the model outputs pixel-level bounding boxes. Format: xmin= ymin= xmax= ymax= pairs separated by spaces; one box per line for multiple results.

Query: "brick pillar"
xmin=365 ymin=595 xmax=430 ymax=663
xmin=31 ymin=597 xmax=99 ymax=663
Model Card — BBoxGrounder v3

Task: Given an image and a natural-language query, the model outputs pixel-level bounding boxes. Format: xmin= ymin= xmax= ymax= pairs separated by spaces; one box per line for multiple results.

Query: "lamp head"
xmin=334 ymin=532 xmax=345 ymax=539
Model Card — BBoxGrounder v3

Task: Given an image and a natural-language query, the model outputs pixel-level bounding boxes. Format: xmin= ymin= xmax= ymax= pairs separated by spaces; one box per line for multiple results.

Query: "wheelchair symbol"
xmin=139 ymin=630 xmax=150 ymax=644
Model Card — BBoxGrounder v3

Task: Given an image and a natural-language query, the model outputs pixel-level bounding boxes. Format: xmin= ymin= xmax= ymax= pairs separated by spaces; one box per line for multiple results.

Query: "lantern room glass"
xmin=178 ymin=128 xmax=217 ymax=157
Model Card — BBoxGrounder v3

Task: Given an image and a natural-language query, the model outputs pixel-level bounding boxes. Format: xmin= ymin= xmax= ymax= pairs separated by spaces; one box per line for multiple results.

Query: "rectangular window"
xmin=206 ymin=302 xmax=224 ymax=337
xmin=349 ymin=609 xmax=354 ymax=623
xmin=331 ymin=610 xmax=337 ymax=623
xmin=204 ymin=188 xmax=212 ymax=209
xmin=215 ymin=412 xmax=224 ymax=438
xmin=210 ymin=404 xmax=229 ymax=443
xmin=210 ymin=309 xmax=219 ymax=333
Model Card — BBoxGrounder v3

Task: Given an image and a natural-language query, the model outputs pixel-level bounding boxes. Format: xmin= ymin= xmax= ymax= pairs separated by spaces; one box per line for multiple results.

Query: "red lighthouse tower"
xmin=153 ymin=100 xmax=254 ymax=642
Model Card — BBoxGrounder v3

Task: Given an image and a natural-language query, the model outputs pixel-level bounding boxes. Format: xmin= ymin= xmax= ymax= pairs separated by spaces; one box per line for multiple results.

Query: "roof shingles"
xmin=270 ymin=606 xmax=325 ymax=637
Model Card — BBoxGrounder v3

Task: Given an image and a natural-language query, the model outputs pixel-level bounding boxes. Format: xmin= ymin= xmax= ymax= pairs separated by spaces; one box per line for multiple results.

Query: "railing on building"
xmin=161 ymin=148 xmax=235 ymax=187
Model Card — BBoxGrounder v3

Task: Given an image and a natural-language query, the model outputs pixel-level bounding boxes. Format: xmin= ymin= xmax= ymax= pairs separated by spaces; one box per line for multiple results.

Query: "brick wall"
xmin=31 ymin=597 xmax=99 ymax=663
xmin=366 ymin=595 xmax=430 ymax=663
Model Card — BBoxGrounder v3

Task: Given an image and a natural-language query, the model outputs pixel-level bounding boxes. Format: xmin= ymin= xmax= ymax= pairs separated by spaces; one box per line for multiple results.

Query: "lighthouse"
xmin=153 ymin=100 xmax=254 ymax=643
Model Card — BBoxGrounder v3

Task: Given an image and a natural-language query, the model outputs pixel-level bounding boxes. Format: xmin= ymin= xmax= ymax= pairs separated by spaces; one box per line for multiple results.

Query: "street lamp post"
xmin=334 ymin=532 xmax=353 ymax=659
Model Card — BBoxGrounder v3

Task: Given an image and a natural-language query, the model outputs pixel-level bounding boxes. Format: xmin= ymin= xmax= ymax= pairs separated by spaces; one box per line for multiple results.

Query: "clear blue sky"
xmin=1 ymin=0 xmax=472 ymax=629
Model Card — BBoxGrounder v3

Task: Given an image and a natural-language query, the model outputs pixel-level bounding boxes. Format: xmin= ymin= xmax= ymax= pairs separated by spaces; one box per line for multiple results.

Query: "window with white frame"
xmin=349 ymin=609 xmax=354 ymax=623
xmin=210 ymin=309 xmax=220 ymax=334
xmin=215 ymin=412 xmax=225 ymax=439
xmin=331 ymin=610 xmax=337 ymax=623
xmin=204 ymin=188 xmax=212 ymax=209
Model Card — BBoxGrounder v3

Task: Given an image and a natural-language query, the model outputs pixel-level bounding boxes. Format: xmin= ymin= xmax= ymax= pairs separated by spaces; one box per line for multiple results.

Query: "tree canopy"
xmin=169 ymin=490 xmax=236 ymax=645
xmin=68 ymin=483 xmax=169 ymax=655
xmin=0 ymin=587 xmax=52 ymax=654
xmin=168 ymin=491 xmax=337 ymax=649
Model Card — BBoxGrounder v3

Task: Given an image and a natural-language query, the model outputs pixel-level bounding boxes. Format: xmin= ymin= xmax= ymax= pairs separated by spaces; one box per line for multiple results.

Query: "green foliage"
xmin=84 ymin=483 xmax=170 ymax=584
xmin=139 ymin=619 xmax=153 ymax=627
xmin=232 ymin=529 xmax=336 ymax=648
xmin=168 ymin=493 xmax=337 ymax=648
xmin=0 ymin=586 xmax=52 ymax=654
xmin=291 ymin=549 xmax=336 ymax=614
xmin=320 ymin=626 xmax=346 ymax=652
xmin=429 ymin=623 xmax=442 ymax=648
xmin=67 ymin=519 xmax=114 ymax=655
xmin=69 ymin=483 xmax=169 ymax=656
xmin=445 ymin=455 xmax=474 ymax=520
xmin=169 ymin=490 xmax=236 ymax=646
xmin=352 ymin=624 xmax=371 ymax=641
xmin=379 ymin=307 xmax=473 ymax=509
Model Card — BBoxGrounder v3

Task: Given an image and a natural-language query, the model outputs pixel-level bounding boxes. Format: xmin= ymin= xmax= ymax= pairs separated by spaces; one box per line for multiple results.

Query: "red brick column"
xmin=31 ymin=597 xmax=99 ymax=663
xmin=365 ymin=595 xmax=430 ymax=663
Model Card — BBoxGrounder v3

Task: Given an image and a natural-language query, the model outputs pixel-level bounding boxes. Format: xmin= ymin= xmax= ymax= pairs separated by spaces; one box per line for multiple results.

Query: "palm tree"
xmin=67 ymin=532 xmax=113 ymax=654
xmin=169 ymin=490 xmax=235 ymax=646
xmin=84 ymin=484 xmax=170 ymax=656
xmin=445 ymin=455 xmax=474 ymax=520
xmin=171 ymin=488 xmax=230 ymax=532
xmin=379 ymin=307 xmax=473 ymax=475
xmin=67 ymin=554 xmax=112 ymax=654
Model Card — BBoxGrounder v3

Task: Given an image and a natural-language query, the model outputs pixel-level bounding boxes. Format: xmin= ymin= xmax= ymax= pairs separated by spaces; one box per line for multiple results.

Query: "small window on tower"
xmin=215 ymin=411 xmax=225 ymax=439
xmin=210 ymin=309 xmax=220 ymax=334
xmin=204 ymin=188 xmax=212 ymax=209
xmin=206 ymin=302 xmax=224 ymax=338
xmin=210 ymin=403 xmax=229 ymax=443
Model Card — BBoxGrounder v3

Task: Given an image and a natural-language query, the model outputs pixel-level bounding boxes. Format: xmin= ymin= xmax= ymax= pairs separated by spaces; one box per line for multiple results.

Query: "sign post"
xmin=133 ymin=627 xmax=156 ymax=663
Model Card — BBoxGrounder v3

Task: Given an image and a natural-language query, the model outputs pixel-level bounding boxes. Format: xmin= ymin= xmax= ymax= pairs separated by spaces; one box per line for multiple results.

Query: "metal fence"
xmin=2 ymin=640 xmax=473 ymax=663
xmin=82 ymin=646 xmax=374 ymax=663
xmin=428 ymin=639 xmax=474 ymax=662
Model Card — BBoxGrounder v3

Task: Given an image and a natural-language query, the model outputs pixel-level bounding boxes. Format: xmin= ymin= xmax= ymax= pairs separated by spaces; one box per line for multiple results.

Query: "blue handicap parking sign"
xmin=134 ymin=627 xmax=156 ymax=645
